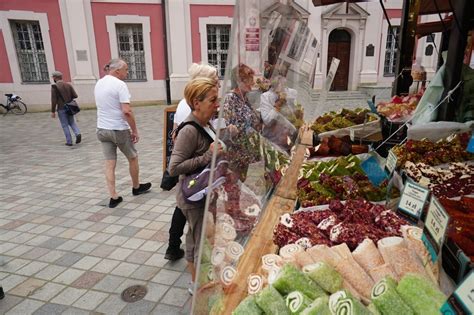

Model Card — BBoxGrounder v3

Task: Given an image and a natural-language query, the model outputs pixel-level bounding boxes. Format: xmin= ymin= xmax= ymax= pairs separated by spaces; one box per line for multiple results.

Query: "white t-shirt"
xmin=94 ymin=75 xmax=131 ymax=130
xmin=174 ymin=98 xmax=192 ymax=126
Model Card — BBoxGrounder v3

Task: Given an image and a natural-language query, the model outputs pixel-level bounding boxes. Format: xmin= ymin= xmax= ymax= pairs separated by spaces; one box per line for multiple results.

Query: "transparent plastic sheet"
xmin=191 ymin=2 xmax=317 ymax=314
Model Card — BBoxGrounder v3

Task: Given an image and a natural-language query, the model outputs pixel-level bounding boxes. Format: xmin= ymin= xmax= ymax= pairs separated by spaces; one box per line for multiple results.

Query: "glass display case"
xmin=191 ymin=1 xmax=318 ymax=314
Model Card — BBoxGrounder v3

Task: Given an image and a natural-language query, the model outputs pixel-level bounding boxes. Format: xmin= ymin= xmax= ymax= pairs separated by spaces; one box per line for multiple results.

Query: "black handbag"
xmin=160 ymin=169 xmax=179 ymax=191
xmin=53 ymin=85 xmax=80 ymax=115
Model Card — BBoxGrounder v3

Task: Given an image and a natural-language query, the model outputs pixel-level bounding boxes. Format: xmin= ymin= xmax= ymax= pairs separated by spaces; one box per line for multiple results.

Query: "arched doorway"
xmin=327 ymin=29 xmax=351 ymax=91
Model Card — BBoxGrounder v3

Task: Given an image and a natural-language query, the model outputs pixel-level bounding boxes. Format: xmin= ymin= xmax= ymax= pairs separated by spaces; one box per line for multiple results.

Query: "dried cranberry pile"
xmin=273 ymin=199 xmax=408 ymax=250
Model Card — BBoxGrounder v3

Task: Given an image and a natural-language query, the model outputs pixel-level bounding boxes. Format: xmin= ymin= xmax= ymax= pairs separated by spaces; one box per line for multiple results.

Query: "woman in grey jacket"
xmin=168 ymin=77 xmax=223 ymax=293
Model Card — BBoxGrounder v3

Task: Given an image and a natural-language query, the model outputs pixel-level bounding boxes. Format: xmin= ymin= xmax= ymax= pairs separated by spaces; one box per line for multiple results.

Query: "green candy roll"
xmin=232 ymin=295 xmax=263 ymax=315
xmin=286 ymin=291 xmax=312 ymax=315
xmin=255 ymin=285 xmax=290 ymax=315
xmin=300 ymin=296 xmax=331 ymax=315
xmin=273 ymin=263 xmax=326 ymax=300
xmin=201 ymin=239 xmax=212 ymax=264
xmin=329 ymin=291 xmax=371 ymax=315
xmin=396 ymin=274 xmax=445 ymax=314
xmin=197 ymin=263 xmax=214 ymax=286
xmin=400 ymin=273 xmax=446 ymax=308
xmin=367 ymin=303 xmax=381 ymax=315
xmin=371 ymin=277 xmax=414 ymax=315
xmin=303 ymin=262 xmax=343 ymax=293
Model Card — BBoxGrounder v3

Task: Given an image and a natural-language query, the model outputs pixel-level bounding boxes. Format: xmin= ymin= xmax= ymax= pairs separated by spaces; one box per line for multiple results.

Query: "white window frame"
xmin=199 ymin=16 xmax=232 ymax=71
xmin=0 ymin=10 xmax=55 ymax=84
xmin=106 ymin=15 xmax=152 ymax=85
xmin=383 ymin=25 xmax=400 ymax=76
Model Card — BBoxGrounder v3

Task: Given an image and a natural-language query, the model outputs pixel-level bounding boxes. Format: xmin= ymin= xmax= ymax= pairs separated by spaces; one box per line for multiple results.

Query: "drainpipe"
xmin=161 ymin=0 xmax=172 ymax=105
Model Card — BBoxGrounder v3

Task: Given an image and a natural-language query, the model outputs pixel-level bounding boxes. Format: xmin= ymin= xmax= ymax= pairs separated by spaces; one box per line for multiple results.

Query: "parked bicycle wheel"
xmin=10 ymin=100 xmax=27 ymax=115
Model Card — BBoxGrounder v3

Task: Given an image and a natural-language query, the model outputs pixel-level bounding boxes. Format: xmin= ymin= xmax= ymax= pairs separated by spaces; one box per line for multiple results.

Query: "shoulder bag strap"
xmin=176 ymin=121 xmax=214 ymax=143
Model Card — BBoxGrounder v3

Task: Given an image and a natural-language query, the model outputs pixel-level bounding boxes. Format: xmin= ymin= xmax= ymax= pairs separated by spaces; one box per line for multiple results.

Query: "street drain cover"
xmin=121 ymin=285 xmax=147 ymax=303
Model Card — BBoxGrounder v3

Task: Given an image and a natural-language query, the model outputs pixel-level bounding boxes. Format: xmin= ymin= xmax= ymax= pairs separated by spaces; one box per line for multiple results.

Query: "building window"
xmin=10 ymin=20 xmax=49 ymax=83
xmin=206 ymin=24 xmax=230 ymax=78
xmin=288 ymin=21 xmax=309 ymax=61
xmin=116 ymin=24 xmax=146 ymax=81
xmin=384 ymin=26 xmax=400 ymax=76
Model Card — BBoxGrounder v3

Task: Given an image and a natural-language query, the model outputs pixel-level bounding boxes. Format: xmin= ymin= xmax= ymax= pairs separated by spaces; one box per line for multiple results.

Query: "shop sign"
xmin=397 ymin=179 xmax=429 ymax=221
xmin=325 ymin=57 xmax=340 ymax=91
xmin=245 ymin=27 xmax=260 ymax=52
xmin=440 ymin=271 xmax=474 ymax=314
xmin=422 ymin=196 xmax=450 ymax=262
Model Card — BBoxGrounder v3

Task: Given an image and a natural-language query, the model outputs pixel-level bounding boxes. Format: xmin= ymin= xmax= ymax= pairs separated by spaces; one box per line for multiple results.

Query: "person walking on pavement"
xmin=51 ymin=71 xmax=81 ymax=146
xmin=164 ymin=63 xmax=220 ymax=261
xmin=94 ymin=58 xmax=151 ymax=208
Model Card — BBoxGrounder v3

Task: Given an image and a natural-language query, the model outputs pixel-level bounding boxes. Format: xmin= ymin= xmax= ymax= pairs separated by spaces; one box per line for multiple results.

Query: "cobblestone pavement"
xmin=0 ymin=106 xmax=192 ymax=314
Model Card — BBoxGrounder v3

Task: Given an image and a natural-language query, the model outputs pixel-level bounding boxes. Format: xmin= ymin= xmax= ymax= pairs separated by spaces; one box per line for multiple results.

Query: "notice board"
xmin=163 ymin=105 xmax=177 ymax=172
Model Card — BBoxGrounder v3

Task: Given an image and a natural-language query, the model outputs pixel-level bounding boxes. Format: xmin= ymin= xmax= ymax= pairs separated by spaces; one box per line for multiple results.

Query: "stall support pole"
xmin=437 ymin=0 xmax=471 ymax=121
xmin=392 ymin=0 xmax=421 ymax=96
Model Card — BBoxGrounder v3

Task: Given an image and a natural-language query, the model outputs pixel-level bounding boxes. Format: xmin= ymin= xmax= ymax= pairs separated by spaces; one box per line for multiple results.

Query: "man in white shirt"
xmin=95 ymin=58 xmax=151 ymax=208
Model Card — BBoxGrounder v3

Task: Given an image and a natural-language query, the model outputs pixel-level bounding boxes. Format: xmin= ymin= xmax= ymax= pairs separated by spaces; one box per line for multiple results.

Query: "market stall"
xmin=188 ymin=1 xmax=474 ymax=314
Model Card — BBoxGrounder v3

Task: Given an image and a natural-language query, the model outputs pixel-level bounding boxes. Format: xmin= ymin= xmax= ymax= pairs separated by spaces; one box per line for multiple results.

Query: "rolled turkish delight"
xmin=272 ymin=263 xmax=325 ymax=300
xmin=262 ymin=254 xmax=284 ymax=273
xmin=211 ymin=247 xmax=226 ymax=266
xmin=294 ymin=250 xmax=315 ymax=268
xmin=279 ymin=243 xmax=303 ymax=262
xmin=369 ymin=263 xmax=397 ymax=283
xmin=247 ymin=273 xmax=265 ymax=295
xmin=396 ymin=273 xmax=446 ymax=311
xmin=285 ymin=291 xmax=312 ymax=314
xmin=232 ymin=295 xmax=263 ymax=315
xmin=352 ymin=239 xmax=385 ymax=273
xmin=331 ymin=243 xmax=352 ymax=260
xmin=334 ymin=257 xmax=374 ymax=301
xmin=307 ymin=244 xmax=339 ymax=266
xmin=377 ymin=237 xmax=428 ymax=279
xmin=225 ymin=241 xmax=244 ymax=263
xmin=371 ymin=277 xmax=414 ymax=315
xmin=220 ymin=265 xmax=236 ymax=286
xmin=197 ymin=263 xmax=215 ymax=286
xmin=329 ymin=290 xmax=371 ymax=315
xmin=397 ymin=275 xmax=446 ymax=314
xmin=302 ymin=262 xmax=343 ymax=293
xmin=255 ymin=285 xmax=290 ymax=315
xmin=300 ymin=296 xmax=331 ymax=315
xmin=342 ymin=280 xmax=363 ymax=302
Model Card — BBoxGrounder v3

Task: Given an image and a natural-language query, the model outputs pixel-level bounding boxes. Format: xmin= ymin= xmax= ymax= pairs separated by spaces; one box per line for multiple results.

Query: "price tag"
xmin=361 ymin=156 xmax=388 ymax=186
xmin=422 ymin=197 xmax=450 ymax=262
xmin=467 ymin=134 xmax=474 ymax=153
xmin=350 ymin=128 xmax=355 ymax=142
xmin=385 ymin=149 xmax=397 ymax=175
xmin=397 ymin=180 xmax=430 ymax=220
xmin=440 ymin=271 xmax=474 ymax=314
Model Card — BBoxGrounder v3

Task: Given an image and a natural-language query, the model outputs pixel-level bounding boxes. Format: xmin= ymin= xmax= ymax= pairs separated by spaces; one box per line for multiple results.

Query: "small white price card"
xmin=350 ymin=128 xmax=355 ymax=142
xmin=385 ymin=149 xmax=397 ymax=174
xmin=422 ymin=196 xmax=450 ymax=262
xmin=440 ymin=271 xmax=474 ymax=314
xmin=398 ymin=180 xmax=430 ymax=220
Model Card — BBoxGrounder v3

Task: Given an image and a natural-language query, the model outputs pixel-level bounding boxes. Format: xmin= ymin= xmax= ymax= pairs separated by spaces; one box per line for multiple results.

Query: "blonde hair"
xmin=188 ymin=63 xmax=218 ymax=80
xmin=184 ymin=77 xmax=217 ymax=110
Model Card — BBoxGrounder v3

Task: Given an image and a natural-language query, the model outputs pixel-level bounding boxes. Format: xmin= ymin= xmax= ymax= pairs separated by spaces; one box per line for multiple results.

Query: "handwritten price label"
xmin=350 ymin=128 xmax=355 ymax=142
xmin=422 ymin=197 xmax=450 ymax=262
xmin=398 ymin=180 xmax=429 ymax=220
xmin=385 ymin=149 xmax=397 ymax=175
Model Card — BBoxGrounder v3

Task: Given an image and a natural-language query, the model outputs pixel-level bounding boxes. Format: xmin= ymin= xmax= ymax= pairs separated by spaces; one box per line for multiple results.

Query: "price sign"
xmin=467 ymin=134 xmax=474 ymax=153
xmin=397 ymin=180 xmax=430 ymax=220
xmin=350 ymin=128 xmax=355 ymax=142
xmin=440 ymin=271 xmax=474 ymax=314
xmin=422 ymin=197 xmax=450 ymax=262
xmin=385 ymin=149 xmax=397 ymax=175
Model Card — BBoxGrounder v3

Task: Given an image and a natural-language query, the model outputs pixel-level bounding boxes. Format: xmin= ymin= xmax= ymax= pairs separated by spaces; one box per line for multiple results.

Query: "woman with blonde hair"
xmin=168 ymin=77 xmax=223 ymax=294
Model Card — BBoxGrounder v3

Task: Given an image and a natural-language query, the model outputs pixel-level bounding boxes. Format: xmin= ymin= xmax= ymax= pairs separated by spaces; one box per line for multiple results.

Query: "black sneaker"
xmin=76 ymin=134 xmax=82 ymax=144
xmin=109 ymin=196 xmax=123 ymax=208
xmin=65 ymin=143 xmax=73 ymax=146
xmin=165 ymin=247 xmax=185 ymax=261
xmin=132 ymin=182 xmax=152 ymax=196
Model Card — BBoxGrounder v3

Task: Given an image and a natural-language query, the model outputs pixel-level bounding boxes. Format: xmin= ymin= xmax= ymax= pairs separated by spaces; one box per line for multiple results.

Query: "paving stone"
xmin=55 ymin=252 xmax=85 ymax=267
xmin=72 ymin=256 xmax=101 ymax=270
xmin=105 ymin=235 xmax=129 ymax=246
xmin=2 ymin=274 xmax=28 ymax=291
xmin=38 ymin=237 xmax=68 ymax=249
xmin=93 ymin=275 xmax=126 ymax=293
xmin=125 ymin=250 xmax=153 ymax=265
xmin=29 ymin=282 xmax=65 ymax=301
xmin=139 ymin=240 xmax=164 ymax=252
xmin=5 ymin=299 xmax=44 ymax=315
xmin=90 ymin=244 xmax=117 ymax=258
xmin=35 ymin=265 xmax=67 ymax=281
xmin=115 ymin=225 xmax=141 ymax=237
xmin=160 ymin=287 xmax=190 ymax=307
xmin=72 ymin=290 xmax=109 ymax=310
xmin=7 ymin=244 xmax=34 ymax=257
xmin=0 ymin=294 xmax=23 ymax=314
xmin=130 ymin=265 xmax=160 ymax=281
xmin=121 ymin=238 xmax=146 ymax=250
xmin=37 ymin=250 xmax=66 ymax=263
xmin=171 ymin=272 xmax=192 ymax=289
xmin=119 ymin=299 xmax=156 ymax=315
xmin=53 ymin=268 xmax=85 ymax=285
xmin=110 ymin=262 xmax=140 ymax=277
xmin=61 ymin=307 xmax=92 ymax=315
xmin=9 ymin=278 xmax=46 ymax=297
xmin=108 ymin=248 xmax=133 ymax=260
xmin=91 ymin=258 xmax=120 ymax=273
xmin=71 ymin=271 xmax=106 ymax=289
xmin=163 ymin=257 xmax=188 ymax=271
xmin=50 ymin=287 xmax=86 ymax=305
xmin=33 ymin=303 xmax=69 ymax=315
xmin=143 ymin=282 xmax=169 ymax=302
xmin=16 ymin=261 xmax=48 ymax=276
xmin=73 ymin=242 xmax=99 ymax=254
xmin=150 ymin=303 xmax=182 ymax=315
xmin=95 ymin=294 xmax=128 ymax=314
xmin=22 ymin=247 xmax=51 ymax=260
xmin=151 ymin=269 xmax=182 ymax=285
xmin=56 ymin=239 xmax=82 ymax=251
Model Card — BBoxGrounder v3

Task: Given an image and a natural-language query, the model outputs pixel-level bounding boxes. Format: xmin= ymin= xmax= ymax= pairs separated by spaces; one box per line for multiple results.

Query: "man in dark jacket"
xmin=51 ymin=71 xmax=81 ymax=146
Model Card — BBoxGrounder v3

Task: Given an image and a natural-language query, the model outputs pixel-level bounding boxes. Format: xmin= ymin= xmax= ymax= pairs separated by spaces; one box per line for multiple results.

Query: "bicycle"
xmin=0 ymin=93 xmax=27 ymax=116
